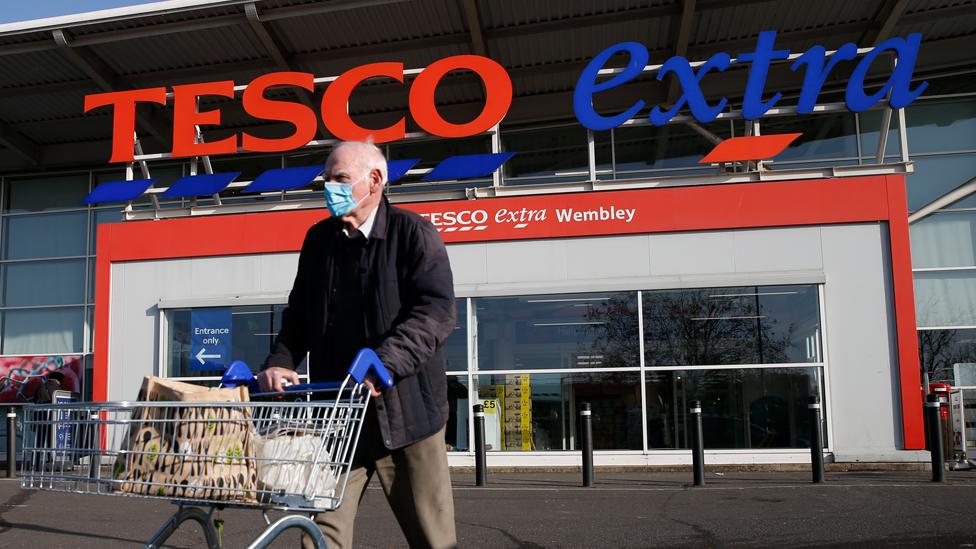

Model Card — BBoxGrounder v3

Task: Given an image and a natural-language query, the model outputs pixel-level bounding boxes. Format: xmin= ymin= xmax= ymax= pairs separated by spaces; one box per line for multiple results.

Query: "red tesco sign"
xmin=84 ymin=55 xmax=513 ymax=163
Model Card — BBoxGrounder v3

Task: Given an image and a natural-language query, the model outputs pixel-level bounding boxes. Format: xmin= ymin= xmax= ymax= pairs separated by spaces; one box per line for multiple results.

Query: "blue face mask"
xmin=323 ymin=175 xmax=367 ymax=217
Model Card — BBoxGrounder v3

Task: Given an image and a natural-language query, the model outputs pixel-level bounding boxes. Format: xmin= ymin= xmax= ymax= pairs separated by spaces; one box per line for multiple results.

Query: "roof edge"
xmin=0 ymin=0 xmax=247 ymax=37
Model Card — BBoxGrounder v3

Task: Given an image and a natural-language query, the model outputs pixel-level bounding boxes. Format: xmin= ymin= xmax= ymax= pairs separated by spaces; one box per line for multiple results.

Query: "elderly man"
xmin=258 ymin=141 xmax=457 ymax=549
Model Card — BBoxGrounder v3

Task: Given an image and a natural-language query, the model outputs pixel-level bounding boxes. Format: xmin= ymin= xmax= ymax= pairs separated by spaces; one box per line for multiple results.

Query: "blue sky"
xmin=0 ymin=1 xmax=164 ymax=24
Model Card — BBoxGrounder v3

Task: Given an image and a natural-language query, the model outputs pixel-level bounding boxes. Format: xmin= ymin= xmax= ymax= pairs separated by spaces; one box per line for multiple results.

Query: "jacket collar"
xmin=370 ymin=195 xmax=390 ymax=241
xmin=332 ymin=195 xmax=390 ymax=241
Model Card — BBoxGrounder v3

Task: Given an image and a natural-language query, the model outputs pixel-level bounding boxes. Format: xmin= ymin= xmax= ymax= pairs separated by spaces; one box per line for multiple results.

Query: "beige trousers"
xmin=302 ymin=422 xmax=456 ymax=549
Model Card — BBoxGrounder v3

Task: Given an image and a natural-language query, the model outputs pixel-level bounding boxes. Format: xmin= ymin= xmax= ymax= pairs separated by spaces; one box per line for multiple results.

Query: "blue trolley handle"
xmin=223 ymin=348 xmax=395 ymax=396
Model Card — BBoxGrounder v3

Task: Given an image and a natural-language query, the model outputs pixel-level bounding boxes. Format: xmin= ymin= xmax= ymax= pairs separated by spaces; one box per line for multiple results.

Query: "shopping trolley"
xmin=19 ymin=348 xmax=394 ymax=549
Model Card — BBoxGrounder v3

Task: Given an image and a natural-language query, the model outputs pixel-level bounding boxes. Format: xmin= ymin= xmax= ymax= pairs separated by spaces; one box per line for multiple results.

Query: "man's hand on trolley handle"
xmin=257 ymin=365 xmax=383 ymax=396
xmin=257 ymin=366 xmax=299 ymax=392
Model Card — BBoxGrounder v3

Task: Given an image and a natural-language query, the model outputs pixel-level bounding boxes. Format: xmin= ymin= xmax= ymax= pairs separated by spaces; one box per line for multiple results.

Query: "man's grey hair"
xmin=328 ymin=141 xmax=388 ymax=185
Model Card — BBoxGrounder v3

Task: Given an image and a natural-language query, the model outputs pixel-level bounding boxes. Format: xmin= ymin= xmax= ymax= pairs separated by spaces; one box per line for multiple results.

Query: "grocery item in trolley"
xmin=113 ymin=376 xmax=258 ymax=503
xmin=255 ymin=430 xmax=337 ymax=507
xmin=20 ymin=348 xmax=394 ymax=548
xmin=220 ymin=360 xmax=347 ymax=507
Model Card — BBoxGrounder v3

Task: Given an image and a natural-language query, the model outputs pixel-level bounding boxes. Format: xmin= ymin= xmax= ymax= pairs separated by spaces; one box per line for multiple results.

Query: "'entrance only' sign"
xmin=190 ymin=308 xmax=232 ymax=371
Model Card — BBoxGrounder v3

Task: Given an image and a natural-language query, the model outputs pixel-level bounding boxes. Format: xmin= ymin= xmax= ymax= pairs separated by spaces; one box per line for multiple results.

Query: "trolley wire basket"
xmin=18 ymin=348 xmax=394 ymax=549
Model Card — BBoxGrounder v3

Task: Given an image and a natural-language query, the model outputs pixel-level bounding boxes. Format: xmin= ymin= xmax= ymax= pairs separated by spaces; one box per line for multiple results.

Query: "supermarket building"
xmin=0 ymin=0 xmax=975 ymax=468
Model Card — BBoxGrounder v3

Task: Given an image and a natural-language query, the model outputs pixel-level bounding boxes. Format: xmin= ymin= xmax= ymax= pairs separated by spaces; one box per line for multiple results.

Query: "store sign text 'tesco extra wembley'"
xmin=85 ymin=30 xmax=927 ymax=164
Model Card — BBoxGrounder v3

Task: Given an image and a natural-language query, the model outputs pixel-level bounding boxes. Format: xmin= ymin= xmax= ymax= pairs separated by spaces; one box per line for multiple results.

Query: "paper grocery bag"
xmin=113 ymin=376 xmax=258 ymax=503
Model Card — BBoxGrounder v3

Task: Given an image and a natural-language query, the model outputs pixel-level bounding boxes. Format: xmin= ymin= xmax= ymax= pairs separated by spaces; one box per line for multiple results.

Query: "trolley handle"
xmin=346 ymin=348 xmax=394 ymax=388
xmin=221 ymin=348 xmax=394 ymax=395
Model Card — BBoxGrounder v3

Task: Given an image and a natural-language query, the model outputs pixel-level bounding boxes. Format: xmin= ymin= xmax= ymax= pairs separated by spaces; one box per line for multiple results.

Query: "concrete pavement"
xmin=0 ymin=471 xmax=975 ymax=547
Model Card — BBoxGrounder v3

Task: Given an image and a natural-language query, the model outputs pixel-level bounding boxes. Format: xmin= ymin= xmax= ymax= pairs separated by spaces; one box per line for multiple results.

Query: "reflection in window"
xmin=918 ymin=328 xmax=976 ymax=384
xmin=906 ymin=154 xmax=976 ymax=212
xmin=914 ymin=271 xmax=976 ymax=328
xmin=3 ymin=260 xmax=86 ymax=307
xmin=2 ymin=212 xmax=88 ymax=260
xmin=502 ymin=126 xmax=589 ymax=182
xmin=910 ymin=211 xmax=976 ymax=269
xmin=907 ymin=99 xmax=976 ymax=154
xmin=446 ymin=375 xmax=469 ymax=451
xmin=443 ymin=299 xmax=467 ymax=372
xmin=4 ymin=174 xmax=89 ymax=213
xmin=1 ymin=307 xmax=85 ymax=354
xmin=762 ymin=113 xmax=857 ymax=162
xmin=475 ymin=372 xmax=641 ymax=451
xmin=643 ymin=285 xmax=821 ymax=366
xmin=858 ymin=108 xmax=901 ymax=160
xmin=387 ymin=136 xmax=492 ymax=188
xmin=211 ymin=155 xmax=283 ymax=182
xmin=166 ymin=306 xmax=307 ymax=378
xmin=612 ymin=122 xmax=730 ymax=176
xmin=476 ymin=292 xmax=639 ymax=370
xmin=645 ymin=368 xmax=821 ymax=449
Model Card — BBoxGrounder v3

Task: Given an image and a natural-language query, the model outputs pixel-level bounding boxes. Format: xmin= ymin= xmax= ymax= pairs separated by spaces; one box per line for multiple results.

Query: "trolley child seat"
xmin=19 ymin=348 xmax=394 ymax=549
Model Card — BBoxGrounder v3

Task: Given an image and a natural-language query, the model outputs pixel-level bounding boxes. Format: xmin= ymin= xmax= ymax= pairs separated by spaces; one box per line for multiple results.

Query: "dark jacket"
xmin=33 ymin=378 xmax=61 ymax=404
xmin=263 ymin=197 xmax=456 ymax=449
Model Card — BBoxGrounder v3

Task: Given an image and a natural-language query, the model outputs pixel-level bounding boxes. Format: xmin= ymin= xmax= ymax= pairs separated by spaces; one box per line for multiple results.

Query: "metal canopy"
xmin=0 ymin=0 xmax=971 ymax=174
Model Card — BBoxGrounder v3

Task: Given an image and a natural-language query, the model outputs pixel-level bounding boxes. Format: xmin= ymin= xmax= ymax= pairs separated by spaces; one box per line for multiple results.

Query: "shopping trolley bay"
xmin=1 ymin=470 xmax=975 ymax=548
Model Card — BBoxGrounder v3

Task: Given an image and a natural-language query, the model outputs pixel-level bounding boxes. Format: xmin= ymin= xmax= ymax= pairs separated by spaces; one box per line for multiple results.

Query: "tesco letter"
xmin=242 ymin=72 xmax=318 ymax=152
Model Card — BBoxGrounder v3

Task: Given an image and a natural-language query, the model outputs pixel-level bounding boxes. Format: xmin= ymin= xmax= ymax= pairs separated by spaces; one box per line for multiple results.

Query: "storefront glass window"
xmin=4 ymin=174 xmax=89 ymax=213
xmin=906 ymin=154 xmax=976 ymax=212
xmin=476 ymin=292 xmax=639 ymax=370
xmin=387 ymin=136 xmax=492 ymax=190
xmin=761 ymin=113 xmax=858 ymax=162
xmin=86 ymin=306 xmax=94 ymax=353
xmin=1 ymin=307 xmax=85 ymax=354
xmin=2 ymin=259 xmax=86 ymax=306
xmin=475 ymin=371 xmax=642 ymax=451
xmin=918 ymin=328 xmax=976 ymax=384
xmin=611 ymin=122 xmax=729 ymax=177
xmin=285 ymin=149 xmax=328 ymax=168
xmin=2 ymin=211 xmax=87 ymax=260
xmin=211 ymin=154 xmax=283 ymax=182
xmin=594 ymin=130 xmax=613 ymax=180
xmin=914 ymin=271 xmax=976 ymax=328
xmin=165 ymin=306 xmax=305 ymax=379
xmin=858 ymin=108 xmax=901 ymax=160
xmin=446 ymin=375 xmax=469 ymax=452
xmin=644 ymin=367 xmax=822 ymax=449
xmin=910 ymin=211 xmax=976 ymax=269
xmin=907 ymin=98 xmax=976 ymax=154
xmin=444 ymin=299 xmax=467 ymax=372
xmin=642 ymin=285 xmax=822 ymax=366
xmin=502 ymin=125 xmax=589 ymax=183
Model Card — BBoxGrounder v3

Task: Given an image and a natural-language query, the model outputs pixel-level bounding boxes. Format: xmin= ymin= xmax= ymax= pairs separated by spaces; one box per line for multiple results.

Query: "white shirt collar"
xmin=343 ymin=204 xmax=379 ymax=240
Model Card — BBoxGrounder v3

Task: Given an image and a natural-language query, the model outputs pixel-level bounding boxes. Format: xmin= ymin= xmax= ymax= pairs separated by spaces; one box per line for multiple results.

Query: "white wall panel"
xmin=106 ymin=222 xmax=909 ymax=462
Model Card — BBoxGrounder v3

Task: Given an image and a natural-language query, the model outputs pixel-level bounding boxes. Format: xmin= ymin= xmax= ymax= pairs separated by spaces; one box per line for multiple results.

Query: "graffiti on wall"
xmin=0 ymin=355 xmax=84 ymax=403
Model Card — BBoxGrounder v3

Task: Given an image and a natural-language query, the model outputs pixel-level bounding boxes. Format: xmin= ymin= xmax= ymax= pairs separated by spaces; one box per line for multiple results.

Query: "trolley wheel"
xmin=144 ymin=505 xmax=221 ymax=549
xmin=246 ymin=514 xmax=328 ymax=549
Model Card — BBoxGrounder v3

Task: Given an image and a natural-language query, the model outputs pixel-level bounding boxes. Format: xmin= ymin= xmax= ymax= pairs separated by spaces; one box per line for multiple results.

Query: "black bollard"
xmin=809 ymin=397 xmax=825 ymax=484
xmin=473 ymin=404 xmax=487 ymax=487
xmin=924 ymin=397 xmax=932 ymax=452
xmin=926 ymin=394 xmax=945 ymax=482
xmin=580 ymin=402 xmax=593 ymax=487
xmin=6 ymin=407 xmax=16 ymax=478
xmin=690 ymin=400 xmax=705 ymax=487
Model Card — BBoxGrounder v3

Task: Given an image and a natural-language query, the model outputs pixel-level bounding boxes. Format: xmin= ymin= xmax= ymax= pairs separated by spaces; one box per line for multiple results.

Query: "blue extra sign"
xmin=574 ymin=30 xmax=927 ymax=130
xmin=191 ymin=307 xmax=232 ymax=371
